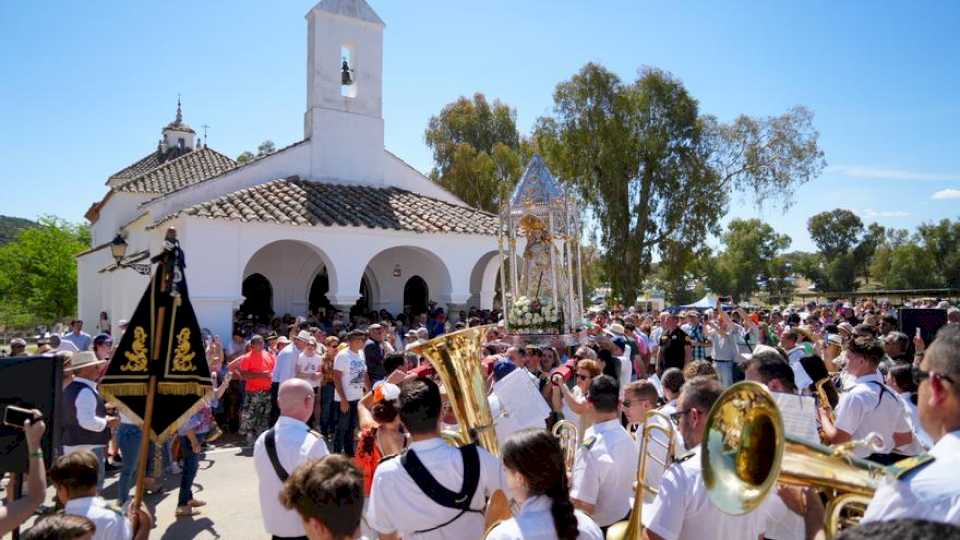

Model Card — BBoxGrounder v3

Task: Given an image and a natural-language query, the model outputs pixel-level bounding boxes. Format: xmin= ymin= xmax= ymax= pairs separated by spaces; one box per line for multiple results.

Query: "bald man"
xmin=255 ymin=379 xmax=330 ymax=540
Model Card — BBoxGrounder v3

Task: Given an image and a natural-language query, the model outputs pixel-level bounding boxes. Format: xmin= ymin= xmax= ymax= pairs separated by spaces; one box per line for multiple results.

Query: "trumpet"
xmin=606 ymin=410 xmax=678 ymax=540
xmin=702 ymin=381 xmax=887 ymax=538
xmin=551 ymin=419 xmax=579 ymax=477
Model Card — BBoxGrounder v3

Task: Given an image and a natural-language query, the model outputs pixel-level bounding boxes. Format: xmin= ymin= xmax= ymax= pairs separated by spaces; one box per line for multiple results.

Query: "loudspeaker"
xmin=0 ymin=355 xmax=63 ymax=473
xmin=899 ymin=308 xmax=948 ymax=356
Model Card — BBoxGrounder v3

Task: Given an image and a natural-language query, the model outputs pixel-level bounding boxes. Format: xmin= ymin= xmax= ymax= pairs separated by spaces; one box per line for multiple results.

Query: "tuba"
xmin=551 ymin=419 xmax=579 ymax=477
xmin=412 ymin=325 xmax=500 ymax=455
xmin=411 ymin=325 xmax=512 ymax=534
xmin=702 ymin=381 xmax=886 ymax=537
xmin=606 ymin=410 xmax=678 ymax=540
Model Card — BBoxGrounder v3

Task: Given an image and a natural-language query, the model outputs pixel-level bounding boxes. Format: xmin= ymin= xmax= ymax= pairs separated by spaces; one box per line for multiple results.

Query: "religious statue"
xmin=520 ymin=216 xmax=555 ymax=301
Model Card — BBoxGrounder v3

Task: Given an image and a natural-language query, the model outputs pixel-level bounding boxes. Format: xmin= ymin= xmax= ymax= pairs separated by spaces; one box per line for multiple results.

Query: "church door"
xmin=403 ymin=276 xmax=429 ymax=317
xmin=240 ymin=273 xmax=273 ymax=323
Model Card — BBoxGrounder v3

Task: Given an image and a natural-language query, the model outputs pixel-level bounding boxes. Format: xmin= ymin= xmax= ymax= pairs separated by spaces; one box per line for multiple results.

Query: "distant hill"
xmin=0 ymin=215 xmax=37 ymax=245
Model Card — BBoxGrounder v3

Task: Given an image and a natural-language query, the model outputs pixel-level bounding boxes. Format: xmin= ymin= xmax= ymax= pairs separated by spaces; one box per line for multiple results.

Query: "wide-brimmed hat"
xmin=605 ymin=323 xmax=625 ymax=336
xmin=66 ymin=351 xmax=107 ymax=371
xmin=295 ymin=330 xmax=313 ymax=342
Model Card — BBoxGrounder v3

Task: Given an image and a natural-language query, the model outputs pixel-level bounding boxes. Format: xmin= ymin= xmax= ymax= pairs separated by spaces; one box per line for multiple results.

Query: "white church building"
xmin=78 ymin=0 xmax=501 ymax=340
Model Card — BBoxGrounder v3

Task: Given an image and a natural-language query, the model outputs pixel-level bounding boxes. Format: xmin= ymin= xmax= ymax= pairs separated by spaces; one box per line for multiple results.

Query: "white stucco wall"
xmin=170 ymin=216 xmax=498 ymax=339
xmin=90 ymin=192 xmax=152 ymax=246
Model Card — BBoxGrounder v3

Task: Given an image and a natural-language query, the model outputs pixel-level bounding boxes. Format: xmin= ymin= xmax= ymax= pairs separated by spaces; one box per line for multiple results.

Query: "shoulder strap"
xmin=865 ymin=380 xmax=895 ymax=410
xmin=399 ymin=444 xmax=481 ymax=511
xmin=264 ymin=428 xmax=289 ymax=482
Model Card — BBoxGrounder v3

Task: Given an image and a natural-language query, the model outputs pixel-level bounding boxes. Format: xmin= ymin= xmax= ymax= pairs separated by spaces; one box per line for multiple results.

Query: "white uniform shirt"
xmin=272 ymin=343 xmax=302 ymax=383
xmin=570 ymin=419 xmax=639 ymax=527
xmin=897 ymin=392 xmax=933 ymax=452
xmin=834 ymin=372 xmax=911 ymax=457
xmin=367 ymin=437 xmax=505 ymax=539
xmin=63 ymin=377 xmax=109 ymax=455
xmin=253 ymin=416 xmax=330 ymax=538
xmin=64 ymin=496 xmax=133 ymax=540
xmin=643 ymin=446 xmax=774 ymax=540
xmin=562 ymin=386 xmax=585 ymax=435
xmin=486 ymin=495 xmax=603 ymax=540
xmin=786 ymin=346 xmax=814 ymax=390
xmin=657 ymin=400 xmax=685 ymax=451
xmin=862 ymin=430 xmax=960 ymax=525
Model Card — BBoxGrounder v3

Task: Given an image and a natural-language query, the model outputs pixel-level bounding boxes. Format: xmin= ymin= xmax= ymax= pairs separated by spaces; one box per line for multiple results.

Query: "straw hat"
xmin=66 ymin=351 xmax=107 ymax=372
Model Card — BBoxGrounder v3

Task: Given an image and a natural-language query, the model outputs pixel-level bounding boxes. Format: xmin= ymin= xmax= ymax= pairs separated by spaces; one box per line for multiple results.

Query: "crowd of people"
xmin=2 ymin=296 xmax=959 ymax=539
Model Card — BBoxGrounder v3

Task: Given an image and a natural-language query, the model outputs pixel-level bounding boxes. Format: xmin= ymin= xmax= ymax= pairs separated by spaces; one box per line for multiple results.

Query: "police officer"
xmin=570 ymin=375 xmax=638 ymax=532
xmin=643 ymin=376 xmax=777 ymax=540
xmin=366 ymin=377 xmax=504 ymax=539
xmin=862 ymin=324 xmax=960 ymax=525
xmin=818 ymin=336 xmax=914 ymax=464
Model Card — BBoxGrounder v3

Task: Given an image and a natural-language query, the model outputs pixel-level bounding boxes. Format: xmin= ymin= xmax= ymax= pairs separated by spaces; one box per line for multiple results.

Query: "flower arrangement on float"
xmin=508 ymin=295 xmax=562 ymax=334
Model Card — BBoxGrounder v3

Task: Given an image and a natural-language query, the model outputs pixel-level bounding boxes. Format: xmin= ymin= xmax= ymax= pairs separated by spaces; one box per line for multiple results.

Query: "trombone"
xmin=551 ymin=419 xmax=579 ymax=477
xmin=606 ymin=410 xmax=678 ymax=540
xmin=702 ymin=381 xmax=887 ymax=538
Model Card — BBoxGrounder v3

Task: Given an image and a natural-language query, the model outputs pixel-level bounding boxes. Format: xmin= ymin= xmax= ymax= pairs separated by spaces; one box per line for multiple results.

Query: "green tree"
xmin=873 ymin=242 xmax=939 ymax=289
xmin=853 ymin=222 xmax=885 ymax=284
xmin=533 ymin=64 xmax=825 ymax=304
xmin=703 ymin=219 xmax=791 ymax=302
xmin=765 ymin=256 xmax=796 ymax=304
xmin=807 ymin=209 xmax=864 ymax=261
xmin=653 ymin=240 xmax=710 ymax=305
xmin=236 ymin=139 xmax=277 ymax=165
xmin=0 ymin=216 xmax=89 ymax=327
xmin=917 ymin=218 xmax=960 ymax=288
xmin=425 ymin=93 xmax=525 ymax=213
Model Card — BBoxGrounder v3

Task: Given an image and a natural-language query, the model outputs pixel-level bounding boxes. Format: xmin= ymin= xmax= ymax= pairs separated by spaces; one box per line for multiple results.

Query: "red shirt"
xmin=237 ymin=350 xmax=275 ymax=393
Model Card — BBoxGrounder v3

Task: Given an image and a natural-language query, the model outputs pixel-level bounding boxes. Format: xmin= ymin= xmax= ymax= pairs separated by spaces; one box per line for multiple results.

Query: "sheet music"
xmin=772 ymin=393 xmax=820 ymax=445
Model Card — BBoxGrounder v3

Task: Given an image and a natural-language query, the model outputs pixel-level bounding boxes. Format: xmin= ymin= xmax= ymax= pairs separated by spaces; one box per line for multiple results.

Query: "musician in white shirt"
xmin=862 ymin=324 xmax=960 ymax=526
xmin=643 ymin=376 xmax=775 ymax=540
xmin=486 ymin=430 xmax=602 ymax=540
xmin=254 ymin=379 xmax=329 ymax=539
xmin=818 ymin=336 xmax=913 ymax=464
xmin=622 ymin=381 xmax=679 ymax=504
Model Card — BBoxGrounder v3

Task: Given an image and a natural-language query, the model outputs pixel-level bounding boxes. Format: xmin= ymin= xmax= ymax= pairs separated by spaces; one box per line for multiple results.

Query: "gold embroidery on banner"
xmin=121 ymin=327 xmax=149 ymax=372
xmin=172 ymin=328 xmax=197 ymax=372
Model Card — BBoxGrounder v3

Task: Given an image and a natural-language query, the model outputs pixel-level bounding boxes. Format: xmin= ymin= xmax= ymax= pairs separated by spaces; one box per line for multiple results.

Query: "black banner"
xmin=100 ymin=235 xmax=212 ymax=442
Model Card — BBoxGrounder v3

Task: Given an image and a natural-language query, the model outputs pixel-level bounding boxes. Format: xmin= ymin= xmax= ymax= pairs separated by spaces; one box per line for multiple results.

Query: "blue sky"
xmin=1 ymin=1 xmax=957 ymax=252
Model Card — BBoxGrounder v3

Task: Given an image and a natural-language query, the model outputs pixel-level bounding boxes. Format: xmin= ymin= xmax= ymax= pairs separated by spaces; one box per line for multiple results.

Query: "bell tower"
xmin=304 ymin=0 xmax=386 ymax=184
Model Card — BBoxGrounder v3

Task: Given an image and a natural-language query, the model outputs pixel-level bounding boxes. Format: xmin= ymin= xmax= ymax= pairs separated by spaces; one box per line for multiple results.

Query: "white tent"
xmin=680 ymin=293 xmax=719 ymax=310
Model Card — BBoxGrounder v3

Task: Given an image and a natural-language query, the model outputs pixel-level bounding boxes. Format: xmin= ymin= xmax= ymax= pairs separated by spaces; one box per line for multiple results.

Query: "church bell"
xmin=341 ymin=59 xmax=353 ymax=85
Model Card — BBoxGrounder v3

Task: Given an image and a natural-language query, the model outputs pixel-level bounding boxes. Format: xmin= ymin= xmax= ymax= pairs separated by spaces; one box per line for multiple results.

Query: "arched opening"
xmin=403 ymin=276 xmax=429 ymax=317
xmin=308 ymin=269 xmax=332 ymax=316
xmin=240 ymin=273 xmax=273 ymax=323
xmin=351 ymin=274 xmax=373 ymax=318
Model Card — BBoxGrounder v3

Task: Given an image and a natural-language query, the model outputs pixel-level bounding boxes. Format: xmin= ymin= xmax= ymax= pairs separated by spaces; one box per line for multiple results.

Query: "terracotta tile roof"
xmin=115 ymin=147 xmax=237 ymax=194
xmin=107 ymin=146 xmax=192 ymax=182
xmin=156 ymin=177 xmax=497 ymax=235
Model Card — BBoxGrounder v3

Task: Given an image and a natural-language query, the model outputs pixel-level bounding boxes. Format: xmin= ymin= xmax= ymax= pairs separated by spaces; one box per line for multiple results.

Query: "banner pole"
xmin=130 ymin=375 xmax=157 ymax=512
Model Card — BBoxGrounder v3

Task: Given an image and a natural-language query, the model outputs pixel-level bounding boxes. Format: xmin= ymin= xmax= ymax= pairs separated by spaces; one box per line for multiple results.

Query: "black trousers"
xmin=269 ymin=382 xmax=280 ymax=426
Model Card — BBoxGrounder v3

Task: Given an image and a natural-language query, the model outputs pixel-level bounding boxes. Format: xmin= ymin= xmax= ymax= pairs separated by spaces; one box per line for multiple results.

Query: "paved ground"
xmin=4 ymin=437 xmax=271 ymax=540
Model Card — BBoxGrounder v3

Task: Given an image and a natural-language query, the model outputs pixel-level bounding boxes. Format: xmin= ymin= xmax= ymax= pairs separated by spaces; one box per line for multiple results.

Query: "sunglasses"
xmin=912 ymin=366 xmax=955 ymax=386
xmin=576 ymin=373 xmax=590 ymax=381
xmin=669 ymin=409 xmax=694 ymax=425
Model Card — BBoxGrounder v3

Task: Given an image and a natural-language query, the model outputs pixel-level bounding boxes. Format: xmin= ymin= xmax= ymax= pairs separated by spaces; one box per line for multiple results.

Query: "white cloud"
xmin=858 ymin=208 xmax=911 ymax=218
xmin=932 ymin=188 xmax=960 ymax=200
xmin=827 ymin=165 xmax=959 ymax=182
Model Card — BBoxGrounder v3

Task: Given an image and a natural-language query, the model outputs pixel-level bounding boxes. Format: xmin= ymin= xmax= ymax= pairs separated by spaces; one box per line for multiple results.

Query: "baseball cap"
xmin=492 ymin=360 xmax=517 ymax=382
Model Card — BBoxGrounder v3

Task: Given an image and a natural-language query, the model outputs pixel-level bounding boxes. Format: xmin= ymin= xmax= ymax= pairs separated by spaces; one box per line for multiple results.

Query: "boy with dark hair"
xmin=279 ymin=455 xmax=364 ymax=540
xmin=49 ymin=451 xmax=151 ymax=540
xmin=23 ymin=514 xmax=96 ymax=540
xmin=367 ymin=377 xmax=504 ymax=539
